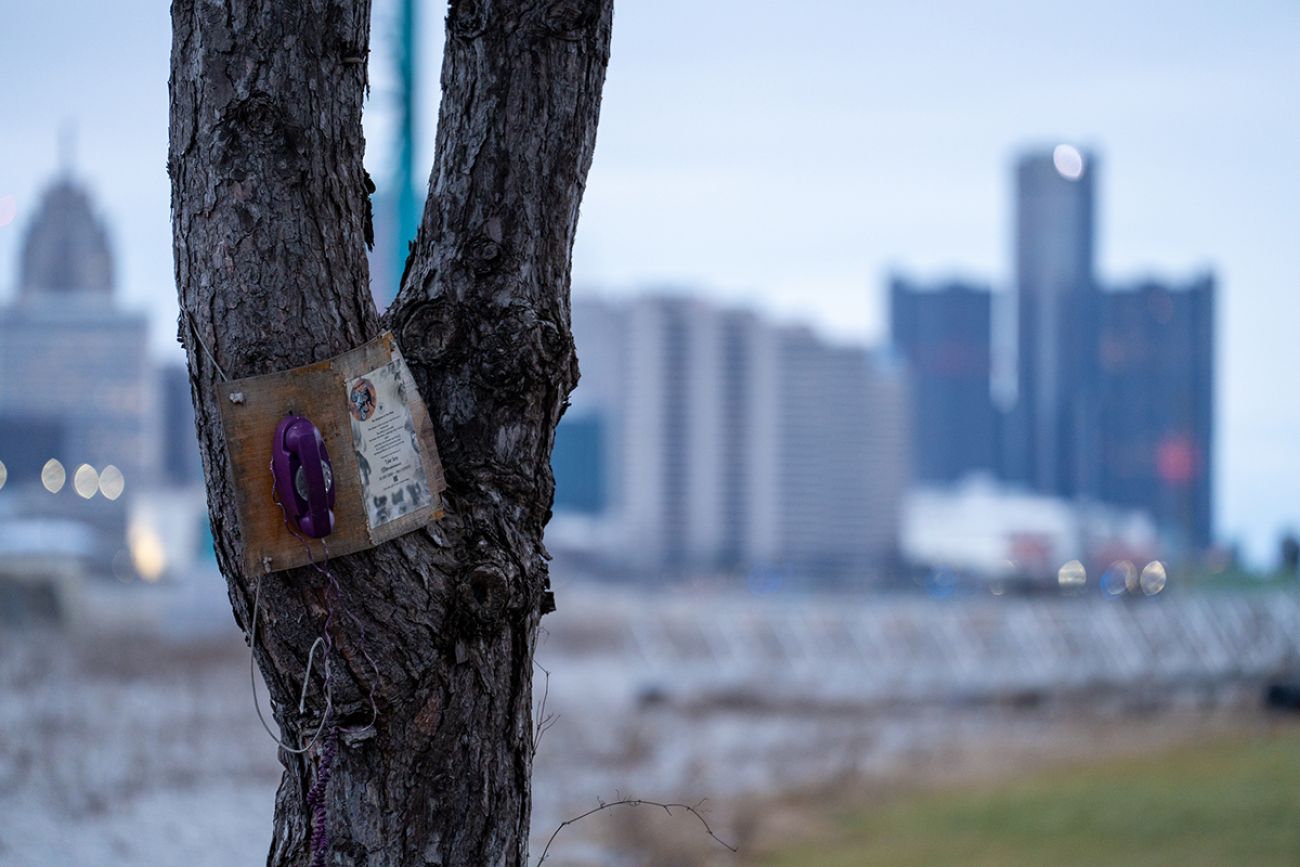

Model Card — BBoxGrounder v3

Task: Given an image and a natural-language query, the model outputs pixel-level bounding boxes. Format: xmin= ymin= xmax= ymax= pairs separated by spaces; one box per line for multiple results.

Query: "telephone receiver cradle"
xmin=271 ymin=415 xmax=337 ymax=539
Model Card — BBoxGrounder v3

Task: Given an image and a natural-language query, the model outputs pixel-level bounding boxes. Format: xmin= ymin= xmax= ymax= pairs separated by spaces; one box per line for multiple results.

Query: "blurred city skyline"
xmin=0 ymin=0 xmax=1297 ymax=562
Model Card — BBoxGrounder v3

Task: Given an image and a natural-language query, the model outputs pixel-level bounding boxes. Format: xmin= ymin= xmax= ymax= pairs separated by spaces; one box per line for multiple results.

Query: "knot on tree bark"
xmin=449 ymin=0 xmax=490 ymax=39
xmin=215 ymin=93 xmax=307 ymax=181
xmin=400 ymin=299 xmax=458 ymax=364
xmin=468 ymin=307 xmax=573 ymax=400
xmin=463 ymin=233 xmax=506 ymax=277
xmin=452 ymin=562 xmax=517 ymax=633
xmin=474 ymin=320 xmax=532 ymax=394
xmin=541 ymin=0 xmax=597 ymax=40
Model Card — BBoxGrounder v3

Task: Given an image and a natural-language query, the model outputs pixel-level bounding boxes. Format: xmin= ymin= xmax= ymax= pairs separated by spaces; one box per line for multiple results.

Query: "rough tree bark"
xmin=168 ymin=1 xmax=613 ymax=864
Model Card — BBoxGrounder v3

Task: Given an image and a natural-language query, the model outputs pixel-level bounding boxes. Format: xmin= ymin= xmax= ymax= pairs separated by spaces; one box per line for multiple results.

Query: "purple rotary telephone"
xmin=271 ymin=415 xmax=336 ymax=538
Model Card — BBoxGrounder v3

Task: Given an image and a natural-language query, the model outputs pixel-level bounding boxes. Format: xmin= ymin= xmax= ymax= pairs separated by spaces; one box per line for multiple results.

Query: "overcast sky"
xmin=1 ymin=1 xmax=1297 ymax=562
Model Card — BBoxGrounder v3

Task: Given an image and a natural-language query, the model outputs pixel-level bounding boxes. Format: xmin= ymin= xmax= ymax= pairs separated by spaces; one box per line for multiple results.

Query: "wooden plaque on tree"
xmin=219 ymin=331 xmax=446 ymax=574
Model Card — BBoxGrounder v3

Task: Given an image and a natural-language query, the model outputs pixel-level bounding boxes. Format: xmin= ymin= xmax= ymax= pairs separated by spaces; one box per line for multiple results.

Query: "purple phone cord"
xmin=307 ymin=725 xmax=339 ymax=867
xmin=267 ymin=460 xmax=383 ymax=866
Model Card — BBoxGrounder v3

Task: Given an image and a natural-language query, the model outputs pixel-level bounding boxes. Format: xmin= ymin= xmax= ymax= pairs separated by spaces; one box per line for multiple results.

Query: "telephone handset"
xmin=271 ymin=415 xmax=337 ymax=538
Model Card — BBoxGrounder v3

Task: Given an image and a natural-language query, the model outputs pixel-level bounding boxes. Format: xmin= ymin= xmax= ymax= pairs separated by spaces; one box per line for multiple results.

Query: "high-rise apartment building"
xmin=771 ymin=327 xmax=907 ymax=575
xmin=553 ymin=294 xmax=907 ymax=579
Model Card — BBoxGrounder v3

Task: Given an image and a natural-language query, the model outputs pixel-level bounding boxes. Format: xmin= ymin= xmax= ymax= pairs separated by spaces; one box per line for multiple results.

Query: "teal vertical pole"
xmin=392 ymin=0 xmax=419 ymax=303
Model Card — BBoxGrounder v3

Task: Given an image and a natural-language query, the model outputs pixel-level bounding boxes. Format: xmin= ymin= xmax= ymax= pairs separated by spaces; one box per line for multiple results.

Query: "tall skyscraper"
xmin=883 ymin=147 xmax=1216 ymax=557
xmin=1011 ymin=147 xmax=1098 ymax=497
xmin=889 ymin=276 xmax=997 ymax=483
xmin=1097 ymin=276 xmax=1214 ymax=551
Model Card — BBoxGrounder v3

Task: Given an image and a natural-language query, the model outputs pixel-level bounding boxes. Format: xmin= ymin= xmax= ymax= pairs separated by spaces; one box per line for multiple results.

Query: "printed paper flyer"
xmin=347 ymin=355 xmax=434 ymax=529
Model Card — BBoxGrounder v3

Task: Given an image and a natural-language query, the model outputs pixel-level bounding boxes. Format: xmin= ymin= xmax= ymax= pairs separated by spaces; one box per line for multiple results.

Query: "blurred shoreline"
xmin=4 ymin=583 xmax=1298 ymax=864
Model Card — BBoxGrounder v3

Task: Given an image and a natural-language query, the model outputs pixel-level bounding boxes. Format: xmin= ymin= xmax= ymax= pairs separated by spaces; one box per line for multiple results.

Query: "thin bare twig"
xmin=533 ymin=661 xmax=559 ymax=752
xmin=536 ymin=796 xmax=737 ymax=865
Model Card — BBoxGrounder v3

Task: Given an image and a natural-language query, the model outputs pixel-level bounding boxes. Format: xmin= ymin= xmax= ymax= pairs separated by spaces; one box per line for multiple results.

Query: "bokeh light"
xmin=1058 ymin=559 xmax=1087 ymax=589
xmin=0 ymin=459 xmax=7 ymax=491
xmin=98 ymin=464 xmax=125 ymax=500
xmin=0 ymin=194 xmax=16 ymax=228
xmin=1124 ymin=562 xmax=1142 ymax=593
xmin=1052 ymin=144 xmax=1085 ymax=180
xmin=73 ymin=464 xmax=99 ymax=499
xmin=41 ymin=458 xmax=66 ymax=493
xmin=1140 ymin=561 xmax=1168 ymax=596
xmin=128 ymin=520 xmax=166 ymax=582
xmin=1101 ymin=560 xmax=1135 ymax=597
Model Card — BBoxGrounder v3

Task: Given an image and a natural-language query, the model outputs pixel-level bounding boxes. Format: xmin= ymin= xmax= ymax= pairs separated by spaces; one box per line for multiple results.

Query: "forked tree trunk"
xmin=167 ymin=2 xmax=613 ymax=864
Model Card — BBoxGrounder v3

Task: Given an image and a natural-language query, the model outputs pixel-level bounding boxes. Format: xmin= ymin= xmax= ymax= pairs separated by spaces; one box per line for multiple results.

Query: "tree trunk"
xmin=167 ymin=2 xmax=613 ymax=864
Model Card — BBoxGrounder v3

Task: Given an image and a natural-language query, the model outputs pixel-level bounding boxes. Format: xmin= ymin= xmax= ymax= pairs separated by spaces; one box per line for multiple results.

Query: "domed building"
xmin=0 ymin=171 xmax=155 ymax=507
xmin=18 ymin=178 xmax=115 ymax=299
